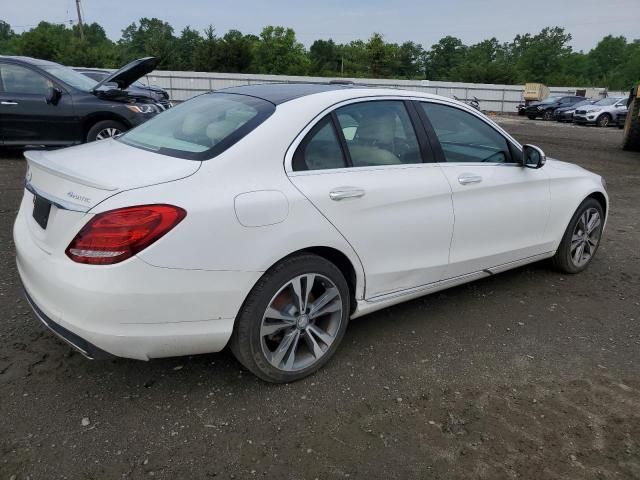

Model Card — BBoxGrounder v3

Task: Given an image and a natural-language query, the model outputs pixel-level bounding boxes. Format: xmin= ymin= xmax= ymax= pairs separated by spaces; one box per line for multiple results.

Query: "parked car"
xmin=74 ymin=67 xmax=171 ymax=107
xmin=0 ymin=56 xmax=168 ymax=146
xmin=573 ymin=97 xmax=627 ymax=127
xmin=526 ymin=95 xmax=586 ymax=120
xmin=554 ymin=99 xmax=596 ymax=122
xmin=15 ymin=84 xmax=608 ymax=382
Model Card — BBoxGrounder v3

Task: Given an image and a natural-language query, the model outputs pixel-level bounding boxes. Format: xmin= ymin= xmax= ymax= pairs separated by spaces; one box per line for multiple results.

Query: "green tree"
xmin=309 ymin=39 xmax=340 ymax=75
xmin=170 ymin=27 xmax=202 ymax=70
xmin=254 ymin=26 xmax=309 ymax=75
xmin=217 ymin=30 xmax=254 ymax=73
xmin=119 ymin=18 xmax=175 ymax=66
xmin=510 ymin=27 xmax=573 ymax=82
xmin=426 ymin=36 xmax=467 ymax=80
xmin=17 ymin=21 xmax=70 ymax=60
xmin=192 ymin=25 xmax=220 ymax=72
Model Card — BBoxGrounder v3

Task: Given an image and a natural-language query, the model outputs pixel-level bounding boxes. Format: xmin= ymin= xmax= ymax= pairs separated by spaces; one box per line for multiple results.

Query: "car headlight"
xmin=126 ymin=104 xmax=160 ymax=114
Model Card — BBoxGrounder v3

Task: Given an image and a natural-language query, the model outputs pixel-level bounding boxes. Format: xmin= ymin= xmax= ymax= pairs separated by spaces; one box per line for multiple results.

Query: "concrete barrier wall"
xmin=125 ymin=69 xmax=624 ymax=112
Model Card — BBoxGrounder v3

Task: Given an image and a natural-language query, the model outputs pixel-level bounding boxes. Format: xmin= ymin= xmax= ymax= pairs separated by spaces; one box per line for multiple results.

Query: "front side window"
xmin=421 ymin=102 xmax=512 ymax=163
xmin=335 ymin=101 xmax=422 ymax=166
xmin=119 ymin=93 xmax=275 ymax=160
xmin=41 ymin=65 xmax=97 ymax=91
xmin=0 ymin=64 xmax=50 ymax=95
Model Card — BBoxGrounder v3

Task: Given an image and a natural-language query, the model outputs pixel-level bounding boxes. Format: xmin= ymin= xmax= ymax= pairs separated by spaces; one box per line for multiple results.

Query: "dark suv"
xmin=525 ymin=95 xmax=586 ymax=121
xmin=0 ymin=56 xmax=169 ymax=146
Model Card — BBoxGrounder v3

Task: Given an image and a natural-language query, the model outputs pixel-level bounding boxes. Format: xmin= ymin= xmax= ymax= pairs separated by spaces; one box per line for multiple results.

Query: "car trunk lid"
xmin=22 ymin=139 xmax=200 ymax=253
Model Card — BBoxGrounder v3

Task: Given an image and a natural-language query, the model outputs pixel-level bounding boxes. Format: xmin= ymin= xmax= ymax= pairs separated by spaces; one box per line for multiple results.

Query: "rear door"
xmin=287 ymin=99 xmax=454 ymax=299
xmin=0 ymin=62 xmax=75 ymax=145
xmin=416 ymin=100 xmax=551 ymax=278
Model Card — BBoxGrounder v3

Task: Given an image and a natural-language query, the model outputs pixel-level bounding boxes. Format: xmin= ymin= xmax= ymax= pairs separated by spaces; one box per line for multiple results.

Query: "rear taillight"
xmin=66 ymin=204 xmax=186 ymax=265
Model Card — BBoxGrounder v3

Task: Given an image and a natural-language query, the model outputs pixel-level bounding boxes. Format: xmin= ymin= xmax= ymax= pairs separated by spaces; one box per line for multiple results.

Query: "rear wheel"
xmin=596 ymin=113 xmax=611 ymax=128
xmin=86 ymin=120 xmax=127 ymax=143
xmin=551 ymin=198 xmax=604 ymax=274
xmin=230 ymin=254 xmax=350 ymax=383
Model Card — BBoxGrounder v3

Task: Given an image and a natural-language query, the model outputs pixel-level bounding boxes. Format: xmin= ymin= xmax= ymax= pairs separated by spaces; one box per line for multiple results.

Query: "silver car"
xmin=573 ymin=97 xmax=627 ymax=127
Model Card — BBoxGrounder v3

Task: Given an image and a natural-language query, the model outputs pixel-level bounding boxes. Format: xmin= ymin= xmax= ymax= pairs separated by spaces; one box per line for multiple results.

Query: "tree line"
xmin=1 ymin=18 xmax=638 ymax=90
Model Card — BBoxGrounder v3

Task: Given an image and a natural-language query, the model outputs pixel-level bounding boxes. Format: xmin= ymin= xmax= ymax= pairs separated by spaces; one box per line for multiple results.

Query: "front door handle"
xmin=329 ymin=187 xmax=366 ymax=201
xmin=1 ymin=101 xmax=18 ymax=105
xmin=458 ymin=174 xmax=483 ymax=185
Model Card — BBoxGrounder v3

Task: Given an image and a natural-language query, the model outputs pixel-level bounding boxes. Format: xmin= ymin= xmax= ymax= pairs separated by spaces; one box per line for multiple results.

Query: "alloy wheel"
xmin=569 ymin=207 xmax=602 ymax=268
xmin=95 ymin=127 xmax=123 ymax=140
xmin=260 ymin=273 xmax=343 ymax=372
xmin=597 ymin=115 xmax=610 ymax=128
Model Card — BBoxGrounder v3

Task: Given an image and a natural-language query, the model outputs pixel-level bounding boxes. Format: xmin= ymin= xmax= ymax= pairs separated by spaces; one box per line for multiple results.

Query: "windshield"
xmin=571 ymin=100 xmax=592 ymax=109
xmin=41 ymin=65 xmax=98 ymax=92
xmin=594 ymin=98 xmax=621 ymax=106
xmin=119 ymin=93 xmax=275 ymax=160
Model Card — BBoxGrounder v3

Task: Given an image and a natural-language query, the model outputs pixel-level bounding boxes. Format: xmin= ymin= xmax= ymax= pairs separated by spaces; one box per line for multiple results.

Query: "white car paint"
xmin=14 ymin=86 xmax=608 ymax=362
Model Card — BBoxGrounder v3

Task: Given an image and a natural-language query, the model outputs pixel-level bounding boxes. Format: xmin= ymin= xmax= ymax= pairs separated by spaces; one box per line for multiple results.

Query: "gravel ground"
xmin=1 ymin=118 xmax=639 ymax=479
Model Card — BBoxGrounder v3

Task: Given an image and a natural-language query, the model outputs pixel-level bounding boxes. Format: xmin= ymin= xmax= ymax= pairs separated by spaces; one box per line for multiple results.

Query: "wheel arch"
xmin=586 ymin=191 xmax=607 ymax=219
xmin=265 ymin=246 xmax=362 ymax=314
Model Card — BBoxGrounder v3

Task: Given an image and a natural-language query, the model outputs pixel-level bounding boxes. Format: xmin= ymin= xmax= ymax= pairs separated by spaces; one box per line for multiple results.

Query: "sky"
xmin=4 ymin=0 xmax=640 ymax=52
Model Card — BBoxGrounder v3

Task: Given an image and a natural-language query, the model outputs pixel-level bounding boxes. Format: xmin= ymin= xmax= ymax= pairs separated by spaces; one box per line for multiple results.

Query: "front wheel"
xmin=551 ymin=198 xmax=604 ymax=274
xmin=596 ymin=113 xmax=611 ymax=128
xmin=86 ymin=120 xmax=127 ymax=142
xmin=230 ymin=254 xmax=350 ymax=383
xmin=543 ymin=110 xmax=554 ymax=121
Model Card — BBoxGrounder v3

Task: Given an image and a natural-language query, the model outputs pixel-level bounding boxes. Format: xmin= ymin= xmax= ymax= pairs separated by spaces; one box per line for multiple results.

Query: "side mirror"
xmin=522 ymin=144 xmax=546 ymax=169
xmin=45 ymin=87 xmax=62 ymax=105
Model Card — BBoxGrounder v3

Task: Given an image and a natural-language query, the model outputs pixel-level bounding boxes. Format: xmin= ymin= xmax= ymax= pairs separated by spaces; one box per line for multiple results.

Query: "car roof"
xmin=219 ymin=83 xmax=364 ymax=105
xmin=216 ymin=82 xmax=457 ymax=106
xmin=0 ymin=55 xmax=60 ymax=66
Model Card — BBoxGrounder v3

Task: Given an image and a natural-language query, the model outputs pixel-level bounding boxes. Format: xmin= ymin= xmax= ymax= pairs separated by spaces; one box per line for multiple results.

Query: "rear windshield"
xmin=119 ymin=93 xmax=275 ymax=160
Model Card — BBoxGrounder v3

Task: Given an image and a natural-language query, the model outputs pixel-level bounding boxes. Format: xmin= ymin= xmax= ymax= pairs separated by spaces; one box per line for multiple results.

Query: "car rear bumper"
xmin=14 ymin=209 xmax=261 ymax=360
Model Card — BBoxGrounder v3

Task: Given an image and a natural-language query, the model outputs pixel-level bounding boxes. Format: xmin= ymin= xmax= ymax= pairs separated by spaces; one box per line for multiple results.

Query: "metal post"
xmin=75 ymin=0 xmax=84 ymax=40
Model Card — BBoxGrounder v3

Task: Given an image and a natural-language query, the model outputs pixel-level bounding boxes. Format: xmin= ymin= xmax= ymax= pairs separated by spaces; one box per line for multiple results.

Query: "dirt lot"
xmin=1 ymin=118 xmax=639 ymax=479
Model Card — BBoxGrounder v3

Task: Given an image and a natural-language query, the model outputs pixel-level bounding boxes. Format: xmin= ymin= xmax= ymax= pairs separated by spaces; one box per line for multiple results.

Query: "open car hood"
xmin=93 ymin=57 xmax=160 ymax=90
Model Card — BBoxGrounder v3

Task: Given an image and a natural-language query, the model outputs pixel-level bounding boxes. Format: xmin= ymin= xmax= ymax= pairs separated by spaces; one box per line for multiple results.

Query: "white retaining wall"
xmin=132 ymin=70 xmax=624 ymax=112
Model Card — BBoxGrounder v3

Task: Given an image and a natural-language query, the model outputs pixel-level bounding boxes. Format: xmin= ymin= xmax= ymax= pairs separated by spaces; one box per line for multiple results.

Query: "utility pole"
xmin=75 ymin=0 xmax=85 ymax=40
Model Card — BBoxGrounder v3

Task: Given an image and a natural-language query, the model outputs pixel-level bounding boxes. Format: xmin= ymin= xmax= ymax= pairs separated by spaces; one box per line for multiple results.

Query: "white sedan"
xmin=14 ymin=84 xmax=608 ymax=382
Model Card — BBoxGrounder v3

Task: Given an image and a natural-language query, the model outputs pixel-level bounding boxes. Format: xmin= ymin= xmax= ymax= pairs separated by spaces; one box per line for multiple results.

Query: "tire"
xmin=596 ymin=113 xmax=611 ymax=128
xmin=86 ymin=120 xmax=127 ymax=143
xmin=543 ymin=110 xmax=554 ymax=121
xmin=622 ymin=95 xmax=640 ymax=151
xmin=551 ymin=198 xmax=604 ymax=274
xmin=229 ymin=253 xmax=351 ymax=383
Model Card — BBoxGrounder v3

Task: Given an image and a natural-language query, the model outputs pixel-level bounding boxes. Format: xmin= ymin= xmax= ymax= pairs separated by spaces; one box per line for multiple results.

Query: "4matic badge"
xmin=67 ymin=191 xmax=91 ymax=204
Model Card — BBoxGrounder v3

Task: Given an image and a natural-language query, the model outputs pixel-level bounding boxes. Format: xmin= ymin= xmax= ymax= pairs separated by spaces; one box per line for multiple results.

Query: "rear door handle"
xmin=458 ymin=174 xmax=483 ymax=185
xmin=1 ymin=101 xmax=18 ymax=105
xmin=329 ymin=188 xmax=366 ymax=201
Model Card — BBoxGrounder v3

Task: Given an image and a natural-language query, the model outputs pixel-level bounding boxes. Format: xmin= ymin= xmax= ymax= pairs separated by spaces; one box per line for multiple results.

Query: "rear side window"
xmin=119 ymin=93 xmax=275 ymax=160
xmin=292 ymin=116 xmax=346 ymax=171
xmin=421 ymin=102 xmax=511 ymax=163
xmin=336 ymin=101 xmax=422 ymax=166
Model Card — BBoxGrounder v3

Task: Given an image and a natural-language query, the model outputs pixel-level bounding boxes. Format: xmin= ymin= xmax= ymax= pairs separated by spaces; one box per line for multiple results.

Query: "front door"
xmin=0 ymin=62 xmax=75 ymax=145
xmin=417 ymin=101 xmax=551 ymax=278
xmin=288 ymin=100 xmax=454 ymax=298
